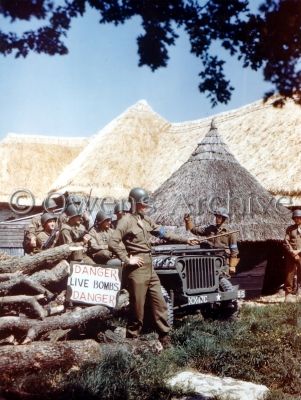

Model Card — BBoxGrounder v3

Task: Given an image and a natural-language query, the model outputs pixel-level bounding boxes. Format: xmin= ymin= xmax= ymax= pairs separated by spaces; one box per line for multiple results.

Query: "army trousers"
xmin=284 ymin=256 xmax=301 ymax=294
xmin=123 ymin=253 xmax=170 ymax=338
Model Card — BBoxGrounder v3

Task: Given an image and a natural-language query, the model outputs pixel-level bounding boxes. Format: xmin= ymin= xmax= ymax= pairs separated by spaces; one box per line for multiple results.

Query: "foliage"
xmin=2 ymin=303 xmax=301 ymax=399
xmin=0 ymin=1 xmax=301 ymax=106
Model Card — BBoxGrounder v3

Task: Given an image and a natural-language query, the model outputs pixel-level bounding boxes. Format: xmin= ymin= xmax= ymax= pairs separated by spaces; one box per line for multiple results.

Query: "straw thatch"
xmin=49 ymin=98 xmax=301 ymax=204
xmin=0 ymin=134 xmax=88 ymax=204
xmin=50 ymin=100 xmax=171 ymax=198
xmin=150 ymin=121 xmax=291 ymax=242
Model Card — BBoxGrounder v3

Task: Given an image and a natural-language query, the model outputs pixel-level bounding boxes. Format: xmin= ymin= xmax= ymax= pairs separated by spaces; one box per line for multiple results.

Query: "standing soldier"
xmin=36 ymin=213 xmax=59 ymax=251
xmin=283 ymin=209 xmax=301 ymax=302
xmin=23 ymin=197 xmax=58 ymax=254
xmin=88 ymin=210 xmax=116 ymax=264
xmin=108 ymin=187 xmax=198 ymax=348
xmin=184 ymin=207 xmax=239 ymax=274
xmin=57 ymin=204 xmax=92 ymax=263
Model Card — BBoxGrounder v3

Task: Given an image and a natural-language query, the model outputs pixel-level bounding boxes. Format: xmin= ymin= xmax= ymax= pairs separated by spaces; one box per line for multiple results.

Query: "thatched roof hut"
xmin=49 ymin=97 xmax=301 ymax=204
xmin=50 ymin=100 xmax=171 ymax=198
xmin=150 ymin=121 xmax=291 ymax=242
xmin=0 ymin=134 xmax=88 ymax=204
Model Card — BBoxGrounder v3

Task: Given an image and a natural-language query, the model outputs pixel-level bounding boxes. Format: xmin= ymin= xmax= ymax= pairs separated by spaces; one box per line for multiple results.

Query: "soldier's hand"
xmin=128 ymin=255 xmax=144 ymax=267
xmin=294 ymin=254 xmax=300 ymax=260
xmin=82 ymin=234 xmax=90 ymax=245
xmin=30 ymin=237 xmax=37 ymax=248
xmin=187 ymin=238 xmax=199 ymax=246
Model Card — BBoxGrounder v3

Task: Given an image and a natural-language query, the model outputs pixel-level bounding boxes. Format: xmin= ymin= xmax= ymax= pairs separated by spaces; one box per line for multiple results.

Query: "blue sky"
xmin=0 ymin=4 xmax=271 ymax=140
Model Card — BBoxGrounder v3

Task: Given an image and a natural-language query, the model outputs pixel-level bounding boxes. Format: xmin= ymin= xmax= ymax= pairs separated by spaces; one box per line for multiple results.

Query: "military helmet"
xmin=292 ymin=209 xmax=301 ymax=219
xmin=41 ymin=212 xmax=57 ymax=226
xmin=213 ymin=207 xmax=229 ymax=219
xmin=114 ymin=200 xmax=131 ymax=214
xmin=65 ymin=204 xmax=82 ymax=218
xmin=95 ymin=210 xmax=111 ymax=225
xmin=128 ymin=187 xmax=150 ymax=206
xmin=43 ymin=197 xmax=57 ymax=211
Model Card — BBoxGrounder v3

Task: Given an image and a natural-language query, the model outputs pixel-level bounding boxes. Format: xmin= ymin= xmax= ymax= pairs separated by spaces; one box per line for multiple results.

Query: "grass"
xmin=2 ymin=302 xmax=301 ymax=399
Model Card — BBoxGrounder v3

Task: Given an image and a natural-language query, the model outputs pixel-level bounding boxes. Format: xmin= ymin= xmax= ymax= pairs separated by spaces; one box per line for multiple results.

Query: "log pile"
xmin=0 ymin=245 xmax=129 ymax=345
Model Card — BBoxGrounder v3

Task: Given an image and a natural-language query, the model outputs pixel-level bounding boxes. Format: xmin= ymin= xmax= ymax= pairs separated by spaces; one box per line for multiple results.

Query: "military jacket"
xmin=57 ymin=223 xmax=88 ymax=245
xmin=24 ymin=216 xmax=43 ymax=239
xmin=88 ymin=227 xmax=114 ymax=253
xmin=108 ymin=213 xmax=188 ymax=264
xmin=191 ymin=223 xmax=238 ymax=257
xmin=36 ymin=230 xmax=58 ymax=250
xmin=284 ymin=224 xmax=301 ymax=256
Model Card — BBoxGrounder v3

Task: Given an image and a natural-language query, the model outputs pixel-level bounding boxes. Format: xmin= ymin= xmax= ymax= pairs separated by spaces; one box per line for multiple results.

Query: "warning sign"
xmin=67 ymin=263 xmax=121 ymax=308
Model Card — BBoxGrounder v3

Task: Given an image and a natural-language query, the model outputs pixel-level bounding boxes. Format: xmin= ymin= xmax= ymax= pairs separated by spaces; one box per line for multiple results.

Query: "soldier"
xmin=36 ymin=213 xmax=59 ymax=251
xmin=57 ymin=204 xmax=92 ymax=263
xmin=283 ymin=209 xmax=301 ymax=302
xmin=184 ymin=207 xmax=239 ymax=274
xmin=88 ymin=210 xmax=116 ymax=264
xmin=23 ymin=197 xmax=58 ymax=254
xmin=108 ymin=187 xmax=198 ymax=348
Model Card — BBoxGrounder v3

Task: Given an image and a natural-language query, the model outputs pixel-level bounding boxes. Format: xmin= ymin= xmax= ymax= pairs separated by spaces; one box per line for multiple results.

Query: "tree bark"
xmin=0 ymin=339 xmax=102 ymax=375
xmin=0 ymin=294 xmax=46 ymax=319
xmin=0 ymin=244 xmax=74 ymax=274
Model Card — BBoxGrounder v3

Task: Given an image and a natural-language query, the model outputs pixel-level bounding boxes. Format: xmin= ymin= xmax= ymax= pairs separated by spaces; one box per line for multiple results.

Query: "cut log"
xmin=0 ymin=290 xmax=129 ymax=343
xmin=0 ymin=244 xmax=74 ymax=274
xmin=0 ymin=294 xmax=46 ymax=319
xmin=0 ymin=339 xmax=102 ymax=375
xmin=30 ymin=260 xmax=70 ymax=287
xmin=0 ymin=338 xmax=162 ymax=380
xmin=0 ymin=275 xmax=54 ymax=299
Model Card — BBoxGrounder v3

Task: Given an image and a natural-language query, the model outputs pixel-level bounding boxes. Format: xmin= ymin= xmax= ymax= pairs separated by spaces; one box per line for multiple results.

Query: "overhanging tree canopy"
xmin=0 ymin=0 xmax=300 ymax=106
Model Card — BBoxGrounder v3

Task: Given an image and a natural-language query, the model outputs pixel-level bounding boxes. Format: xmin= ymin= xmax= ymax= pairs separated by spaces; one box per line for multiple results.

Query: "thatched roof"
xmin=0 ymin=134 xmax=88 ymax=204
xmin=166 ymin=97 xmax=301 ymax=203
xmin=50 ymin=100 xmax=171 ymax=198
xmin=49 ymin=97 xmax=301 ymax=204
xmin=150 ymin=121 xmax=291 ymax=241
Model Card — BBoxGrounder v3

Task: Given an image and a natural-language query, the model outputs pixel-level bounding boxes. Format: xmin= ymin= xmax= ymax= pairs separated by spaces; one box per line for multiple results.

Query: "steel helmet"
xmin=95 ymin=210 xmax=111 ymax=225
xmin=128 ymin=187 xmax=150 ymax=206
xmin=292 ymin=209 xmax=301 ymax=219
xmin=65 ymin=204 xmax=82 ymax=218
xmin=213 ymin=207 xmax=229 ymax=219
xmin=41 ymin=212 xmax=57 ymax=226
xmin=114 ymin=200 xmax=131 ymax=214
xmin=43 ymin=197 xmax=57 ymax=211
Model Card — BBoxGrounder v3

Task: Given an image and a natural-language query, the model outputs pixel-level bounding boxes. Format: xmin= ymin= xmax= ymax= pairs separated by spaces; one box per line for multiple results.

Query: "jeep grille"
xmin=178 ymin=256 xmax=221 ymax=295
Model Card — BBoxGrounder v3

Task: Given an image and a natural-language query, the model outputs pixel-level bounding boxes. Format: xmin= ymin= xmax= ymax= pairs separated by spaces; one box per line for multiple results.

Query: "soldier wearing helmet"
xmin=36 ymin=213 xmax=59 ymax=251
xmin=283 ymin=209 xmax=301 ymax=302
xmin=23 ymin=197 xmax=58 ymax=254
xmin=88 ymin=209 xmax=116 ymax=264
xmin=112 ymin=200 xmax=131 ymax=229
xmin=109 ymin=187 xmax=198 ymax=348
xmin=184 ymin=207 xmax=239 ymax=274
xmin=57 ymin=204 xmax=92 ymax=262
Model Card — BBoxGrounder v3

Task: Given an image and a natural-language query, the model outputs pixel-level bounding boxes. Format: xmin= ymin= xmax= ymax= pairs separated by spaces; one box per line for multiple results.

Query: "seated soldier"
xmin=57 ymin=204 xmax=92 ymax=263
xmin=23 ymin=197 xmax=57 ymax=254
xmin=112 ymin=200 xmax=131 ymax=229
xmin=88 ymin=210 xmax=116 ymax=264
xmin=184 ymin=207 xmax=239 ymax=274
xmin=36 ymin=213 xmax=59 ymax=251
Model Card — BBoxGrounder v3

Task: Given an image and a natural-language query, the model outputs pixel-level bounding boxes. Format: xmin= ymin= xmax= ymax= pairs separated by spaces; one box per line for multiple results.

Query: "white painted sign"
xmin=67 ymin=263 xmax=121 ymax=308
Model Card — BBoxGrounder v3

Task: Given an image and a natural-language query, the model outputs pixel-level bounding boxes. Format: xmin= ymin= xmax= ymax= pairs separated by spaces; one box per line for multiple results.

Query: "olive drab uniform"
xmin=88 ymin=226 xmax=115 ymax=264
xmin=108 ymin=212 xmax=189 ymax=338
xmin=23 ymin=216 xmax=43 ymax=254
xmin=36 ymin=230 xmax=59 ymax=251
xmin=191 ymin=223 xmax=239 ymax=260
xmin=57 ymin=222 xmax=92 ymax=263
xmin=283 ymin=224 xmax=301 ymax=294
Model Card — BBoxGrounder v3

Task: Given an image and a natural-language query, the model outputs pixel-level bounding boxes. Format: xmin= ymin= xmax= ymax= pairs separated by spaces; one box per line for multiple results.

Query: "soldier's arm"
xmin=89 ymin=231 xmax=108 ymax=252
xmin=283 ymin=228 xmax=296 ymax=256
xmin=190 ymin=226 xmax=209 ymax=237
xmin=108 ymin=219 xmax=131 ymax=264
xmin=147 ymin=217 xmax=191 ymax=244
xmin=59 ymin=228 xmax=73 ymax=244
xmin=229 ymin=232 xmax=239 ymax=258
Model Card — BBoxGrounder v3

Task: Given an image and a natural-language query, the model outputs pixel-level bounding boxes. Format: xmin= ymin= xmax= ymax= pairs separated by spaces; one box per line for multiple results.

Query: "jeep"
xmin=151 ymin=242 xmax=245 ymax=323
